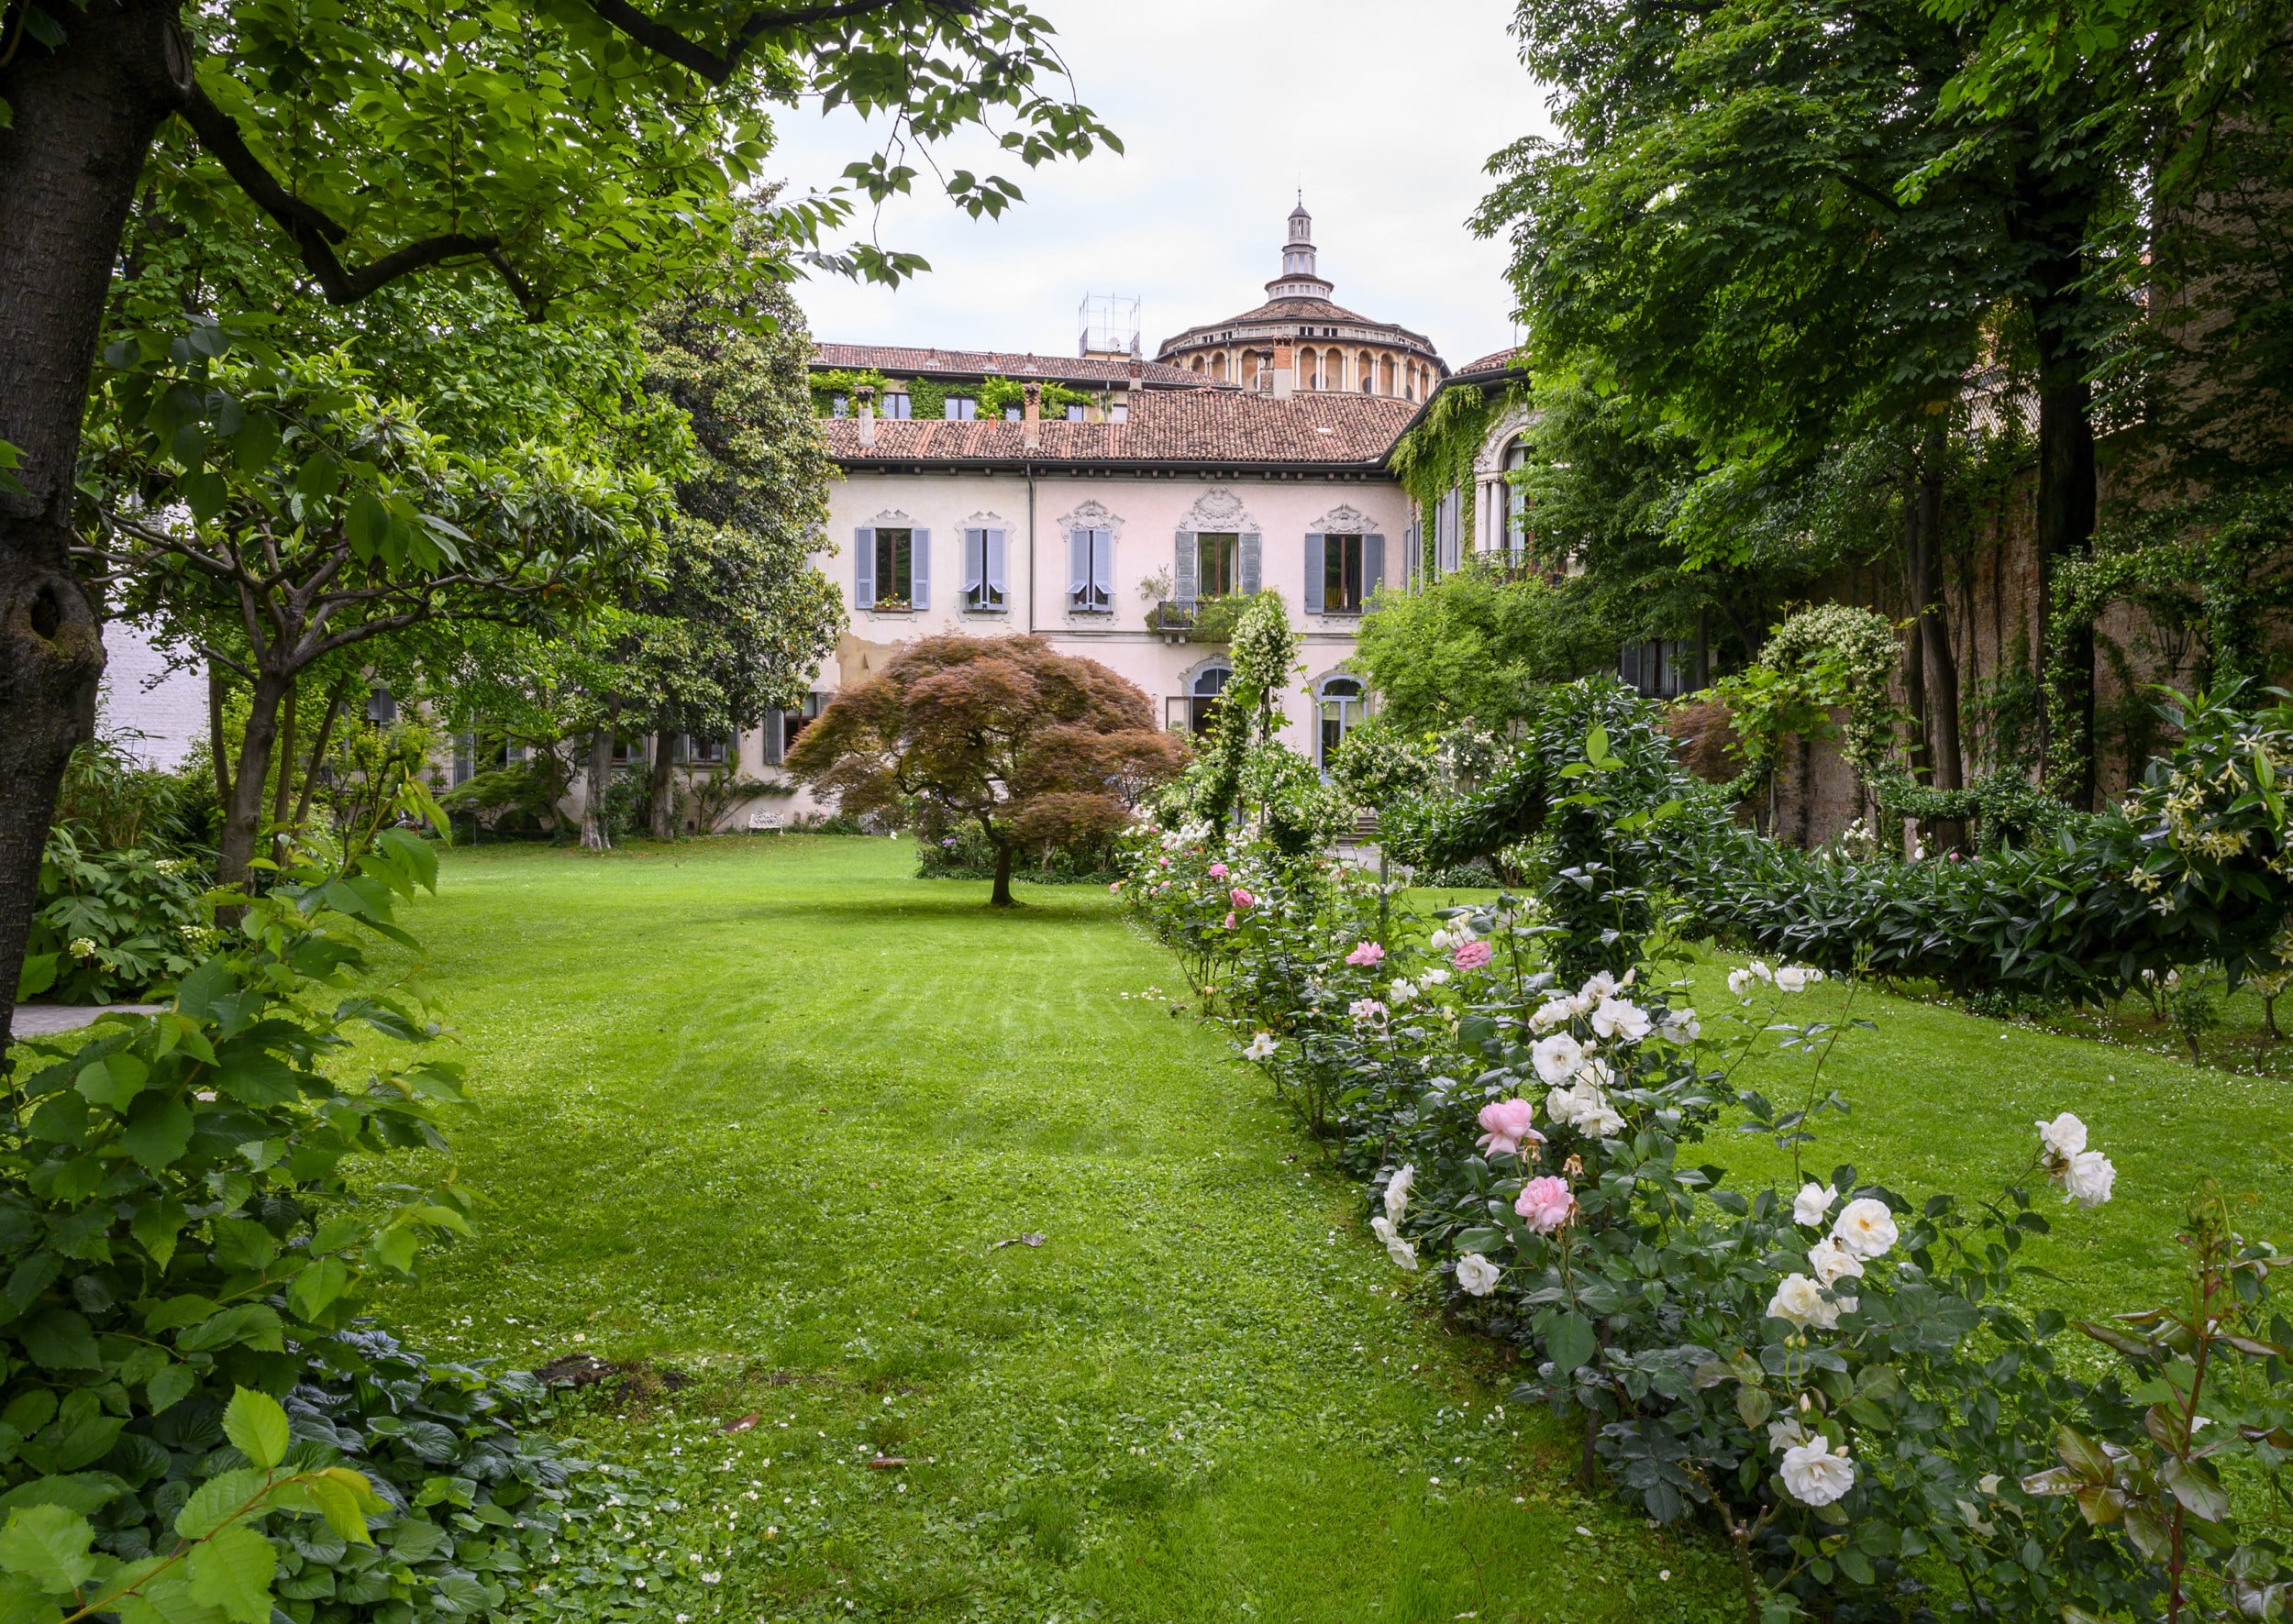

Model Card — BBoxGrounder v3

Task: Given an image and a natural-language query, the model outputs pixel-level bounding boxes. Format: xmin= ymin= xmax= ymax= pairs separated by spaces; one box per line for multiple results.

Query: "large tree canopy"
xmin=786 ymin=635 xmax=1188 ymax=907
xmin=0 ymin=0 xmax=1114 ymax=1042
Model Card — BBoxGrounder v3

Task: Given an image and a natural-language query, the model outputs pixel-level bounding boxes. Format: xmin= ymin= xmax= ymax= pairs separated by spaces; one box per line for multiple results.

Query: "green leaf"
xmin=146 ymin=1363 xmax=197 ymax=1417
xmin=0 ymin=1504 xmax=96 ymax=1595
xmin=120 ymin=1093 xmax=194 ymax=1170
xmin=1545 ymin=1311 xmax=1597 ymax=1375
xmin=223 ymin=1388 xmax=289 ymax=1472
xmin=174 ymin=1468 xmax=268 ymax=1541
xmin=2162 ymin=1456 xmax=2230 ymax=1522
xmin=177 ymin=1305 xmax=283 ymax=1355
xmin=18 ymin=1309 xmax=100 ymax=1371
xmin=345 ymin=492 xmax=391 ymax=559
xmin=186 ymin=1523 xmax=275 ymax=1624
xmin=131 ymin=1199 xmax=188 ymax=1272
xmin=1734 ymin=1383 xmax=1772 ymax=1428
xmin=15 ymin=956 xmax=55 ymax=1000
xmin=0 ymin=1475 xmax=129 ymax=1518
xmin=181 ymin=471 xmax=228 ymax=524
xmin=286 ymin=1258 xmax=349 ymax=1323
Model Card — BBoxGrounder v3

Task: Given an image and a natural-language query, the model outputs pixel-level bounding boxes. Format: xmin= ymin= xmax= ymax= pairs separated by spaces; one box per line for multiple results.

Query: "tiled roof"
xmin=1454 ymin=347 xmax=1528 ymax=378
xmin=820 ymin=390 xmax=1418 ymax=468
xmin=811 ymin=342 xmax=1209 ymax=389
xmin=1158 ymin=295 xmax=1442 ymax=355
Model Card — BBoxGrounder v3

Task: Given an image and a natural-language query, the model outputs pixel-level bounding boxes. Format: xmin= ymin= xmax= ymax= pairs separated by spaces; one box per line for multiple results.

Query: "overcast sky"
xmin=765 ymin=1 xmax=1554 ymax=370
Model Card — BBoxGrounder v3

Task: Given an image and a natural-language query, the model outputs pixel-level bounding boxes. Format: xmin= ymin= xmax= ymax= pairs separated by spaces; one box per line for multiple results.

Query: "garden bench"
xmin=746 ymin=807 xmax=783 ymax=834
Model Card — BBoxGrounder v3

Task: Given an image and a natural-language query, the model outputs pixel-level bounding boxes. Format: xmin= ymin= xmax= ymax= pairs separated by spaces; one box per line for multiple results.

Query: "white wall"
xmin=98 ymin=621 xmax=206 ymax=771
xmin=756 ymin=467 xmax=1400 ymax=795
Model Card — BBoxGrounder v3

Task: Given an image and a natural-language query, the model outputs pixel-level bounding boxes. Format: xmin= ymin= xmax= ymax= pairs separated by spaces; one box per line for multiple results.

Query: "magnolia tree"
xmin=785 ymin=634 xmax=1187 ymax=906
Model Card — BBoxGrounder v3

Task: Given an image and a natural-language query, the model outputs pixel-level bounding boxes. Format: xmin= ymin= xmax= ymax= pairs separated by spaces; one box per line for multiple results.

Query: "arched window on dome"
xmin=1298 ymin=347 xmax=1317 ymax=390
xmin=1358 ymin=350 xmax=1375 ymax=393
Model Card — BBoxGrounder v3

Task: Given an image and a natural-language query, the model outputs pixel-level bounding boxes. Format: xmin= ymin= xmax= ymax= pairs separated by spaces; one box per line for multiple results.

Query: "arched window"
xmin=1299 ymin=347 xmax=1318 ymax=389
xmin=1189 ymin=665 xmax=1231 ymax=735
xmin=1502 ymin=437 xmax=1531 ymax=557
xmin=1318 ymin=675 xmax=1366 ymax=769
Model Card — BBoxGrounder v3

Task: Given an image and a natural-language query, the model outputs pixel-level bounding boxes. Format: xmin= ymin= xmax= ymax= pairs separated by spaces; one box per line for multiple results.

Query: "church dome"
xmin=1155 ymin=200 xmax=1448 ymax=403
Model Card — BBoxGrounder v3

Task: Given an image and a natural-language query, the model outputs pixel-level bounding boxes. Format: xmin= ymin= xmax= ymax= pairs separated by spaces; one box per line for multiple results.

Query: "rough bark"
xmin=269 ymin=675 xmax=298 ymax=864
xmin=650 ymin=731 xmax=678 ymax=840
xmin=582 ymin=725 xmax=615 ymax=851
xmin=0 ymin=0 xmax=183 ymax=1049
xmin=1913 ymin=455 xmax=1964 ymax=795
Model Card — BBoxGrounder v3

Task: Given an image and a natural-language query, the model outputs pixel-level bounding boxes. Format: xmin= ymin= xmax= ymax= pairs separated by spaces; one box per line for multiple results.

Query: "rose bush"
xmin=1120 ymin=698 xmax=2289 ymax=1624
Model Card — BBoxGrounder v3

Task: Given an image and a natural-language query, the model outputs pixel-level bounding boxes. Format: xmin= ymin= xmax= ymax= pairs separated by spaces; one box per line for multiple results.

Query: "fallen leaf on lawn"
xmin=990 ymin=1233 xmax=1046 ymax=1250
xmin=723 ymin=1413 xmax=760 ymax=1434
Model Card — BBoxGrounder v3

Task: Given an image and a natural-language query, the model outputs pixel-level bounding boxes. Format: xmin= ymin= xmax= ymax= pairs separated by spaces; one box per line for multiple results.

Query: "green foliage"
xmin=1388 ymin=384 xmax=1519 ymax=565
xmin=1167 ymin=594 xmax=1300 ymax=834
xmin=1326 ymin=721 xmax=1438 ymax=813
xmin=21 ymin=833 xmax=212 ymax=1007
xmin=808 ymin=371 xmax=1095 ymax=422
xmin=1872 ymin=769 xmax=2073 ymax=853
xmin=1352 ymin=565 xmax=1615 ymax=735
xmin=49 ymin=737 xmax=194 ymax=858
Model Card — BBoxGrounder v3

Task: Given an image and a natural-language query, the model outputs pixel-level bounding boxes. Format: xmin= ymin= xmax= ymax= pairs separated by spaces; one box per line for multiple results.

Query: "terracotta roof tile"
xmin=821 ymin=390 xmax=1417 ymax=467
xmin=1454 ymin=347 xmax=1528 ymax=377
xmin=811 ymin=342 xmax=1208 ymax=388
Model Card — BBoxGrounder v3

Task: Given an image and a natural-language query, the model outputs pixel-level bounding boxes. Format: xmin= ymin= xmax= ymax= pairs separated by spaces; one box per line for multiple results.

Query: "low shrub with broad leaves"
xmin=1120 ymin=742 xmax=2290 ymax=1624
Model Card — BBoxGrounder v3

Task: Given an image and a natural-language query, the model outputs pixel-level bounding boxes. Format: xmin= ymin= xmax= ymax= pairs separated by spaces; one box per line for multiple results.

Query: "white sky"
xmin=765 ymin=0 xmax=1552 ymax=370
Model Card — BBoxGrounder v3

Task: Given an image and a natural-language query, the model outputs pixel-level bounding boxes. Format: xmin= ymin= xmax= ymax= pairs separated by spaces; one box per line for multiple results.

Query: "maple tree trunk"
xmin=0 ymin=0 xmax=181 ymax=1046
xmin=217 ymin=669 xmax=294 ymax=889
xmin=990 ymin=838 xmax=1015 ymax=907
xmin=582 ymin=725 xmax=615 ymax=851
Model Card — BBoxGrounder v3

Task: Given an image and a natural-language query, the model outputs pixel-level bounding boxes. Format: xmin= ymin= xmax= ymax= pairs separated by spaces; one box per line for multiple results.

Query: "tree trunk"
xmin=650 ymin=730 xmax=678 ymax=840
xmin=2031 ymin=271 xmax=2099 ymax=809
xmin=582 ymin=726 xmax=615 ymax=851
xmin=216 ymin=668 xmax=294 ymax=889
xmin=1909 ymin=417 xmax=1967 ymax=853
xmin=270 ymin=674 xmax=298 ymax=864
xmin=990 ymin=838 xmax=1015 ymax=907
xmin=208 ymin=661 xmax=235 ymax=812
xmin=290 ymin=677 xmax=350 ymax=839
xmin=0 ymin=0 xmax=181 ymax=1049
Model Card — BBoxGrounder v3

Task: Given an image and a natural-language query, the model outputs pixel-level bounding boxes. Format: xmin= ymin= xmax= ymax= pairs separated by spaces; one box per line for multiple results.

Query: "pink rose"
xmin=1208 ymin=862 xmax=1229 ymax=879
xmin=1515 ymin=1176 xmax=1577 ymax=1234
xmin=1108 ymin=880 xmax=1123 ymax=894
xmin=1231 ymin=888 xmax=1255 ymax=909
xmin=1454 ymin=940 xmax=1495 ymax=970
xmin=1346 ymin=941 xmax=1386 ymax=967
xmin=1477 ymin=1099 xmax=1543 ymax=1157
xmin=1224 ymin=911 xmax=1237 ymax=930
xmin=1158 ymin=856 xmax=1170 ymax=868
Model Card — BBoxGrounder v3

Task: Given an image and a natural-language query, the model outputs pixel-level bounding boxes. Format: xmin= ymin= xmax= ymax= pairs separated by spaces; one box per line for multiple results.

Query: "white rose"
xmin=1383 ymin=1164 xmax=1415 ymax=1225
xmin=1390 ymin=979 xmax=1418 ymax=1005
xmin=1580 ymin=971 xmax=1621 ymax=1001
xmin=1774 ymin=967 xmax=1812 ymax=992
xmin=2036 ymin=1112 xmax=2088 ymax=1161
xmin=1545 ymin=1084 xmax=1581 ymax=1130
xmin=1780 ymin=1438 xmax=1856 ymax=1507
xmin=1793 ymin=1183 xmax=1836 ymax=1228
xmin=1455 ymin=1254 xmax=1501 ymax=1297
xmin=1749 ymin=959 xmax=1776 ymax=983
xmin=1807 ymin=1236 xmax=1865 ymax=1287
xmin=1420 ymin=966 xmax=1450 ymax=987
xmin=1244 ymin=1032 xmax=1279 ymax=1061
xmin=1767 ymin=1412 xmax=1810 ymax=1453
xmin=1659 ymin=1008 xmax=1700 ymax=1043
xmin=1766 ymin=1272 xmax=1843 ymax=1331
xmin=1592 ymin=997 xmax=1652 ymax=1044
xmin=1532 ymin=1033 xmax=1585 ymax=1086
xmin=1557 ymin=1077 xmax=1625 ymax=1137
xmin=1369 ymin=1215 xmax=1418 ymax=1271
xmin=1530 ymin=998 xmax=1574 ymax=1033
xmin=1832 ymin=1198 xmax=1899 ymax=1259
xmin=2063 ymin=1150 xmax=2116 ymax=1208
xmin=1727 ymin=969 xmax=1755 ymax=997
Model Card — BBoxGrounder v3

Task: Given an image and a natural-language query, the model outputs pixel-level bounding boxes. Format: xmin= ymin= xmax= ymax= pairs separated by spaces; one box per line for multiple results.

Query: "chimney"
xmin=1272 ymin=344 xmax=1294 ymax=400
xmin=856 ymin=383 xmax=876 ymax=448
xmin=1023 ymin=382 xmax=1042 ymax=450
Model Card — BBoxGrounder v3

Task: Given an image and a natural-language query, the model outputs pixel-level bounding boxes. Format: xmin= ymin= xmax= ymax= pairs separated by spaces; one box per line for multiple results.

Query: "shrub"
xmin=20 ymin=827 xmax=213 ymax=1005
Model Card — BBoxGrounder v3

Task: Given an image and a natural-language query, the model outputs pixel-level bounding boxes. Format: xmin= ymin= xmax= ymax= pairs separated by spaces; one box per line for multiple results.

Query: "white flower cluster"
xmin=1768 ymin=1191 xmax=1896 ymax=1332
xmin=1348 ymin=997 xmax=1388 ymax=1027
xmin=2036 ymin=1112 xmax=2116 ymax=1208
xmin=1371 ymin=1165 xmax=1418 ymax=1269
xmin=1727 ymin=960 xmax=1824 ymax=997
xmin=1429 ymin=922 xmax=1478 ymax=954
xmin=68 ymin=937 xmax=96 ymax=961
xmin=1159 ymin=821 xmax=1211 ymax=852
xmin=1243 ymin=1031 xmax=1279 ymax=1062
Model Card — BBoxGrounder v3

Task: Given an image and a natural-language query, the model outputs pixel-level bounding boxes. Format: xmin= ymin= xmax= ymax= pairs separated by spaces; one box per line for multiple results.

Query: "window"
xmin=963 ymin=527 xmax=1007 ymax=611
xmin=676 ymin=735 xmax=729 ymax=767
xmin=1189 ymin=666 xmax=1230 ymax=735
xmin=1065 ymin=403 xmax=1086 ymax=422
xmin=1196 ymin=532 xmax=1238 ymax=598
xmin=770 ymin=693 xmax=825 ymax=765
xmin=1003 ymin=406 xmax=1023 ymax=421
xmin=611 ymin=735 xmax=644 ymax=767
xmin=829 ymin=394 xmax=849 ymax=418
xmin=1111 ymin=401 xmax=1128 ymax=423
xmin=944 ymin=396 xmax=977 ymax=420
xmin=1502 ymin=437 xmax=1531 ymax=555
xmin=1069 ymin=527 xmax=1114 ymax=613
xmin=366 ymin=686 xmax=397 ymax=724
xmin=453 ymin=733 xmax=475 ymax=787
xmin=1319 ymin=676 xmax=1366 ymax=768
xmin=1621 ymin=639 xmax=1694 ymax=699
xmin=873 ymin=528 xmax=914 ymax=608
xmin=1323 ymin=533 xmax=1364 ymax=613
xmin=881 ymin=392 xmax=912 ymax=419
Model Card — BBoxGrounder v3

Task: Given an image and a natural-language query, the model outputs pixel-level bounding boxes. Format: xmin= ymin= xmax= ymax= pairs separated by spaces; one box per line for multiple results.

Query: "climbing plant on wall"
xmin=1388 ymin=381 xmax=1531 ymax=571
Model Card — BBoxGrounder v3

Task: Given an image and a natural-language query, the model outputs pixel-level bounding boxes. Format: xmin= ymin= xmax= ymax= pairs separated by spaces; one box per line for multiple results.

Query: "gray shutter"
xmin=1069 ymin=528 xmax=1090 ymax=608
xmin=912 ymin=527 xmax=930 ymax=611
xmin=1240 ymin=532 xmax=1261 ymax=595
xmin=855 ymin=526 xmax=875 ymax=609
xmin=1174 ymin=531 xmax=1197 ymax=609
xmin=1303 ymin=533 xmax=1325 ymax=613
xmin=963 ymin=528 xmax=984 ymax=607
xmin=763 ymin=714 xmax=783 ymax=766
xmin=1365 ymin=533 xmax=1385 ymax=602
xmin=985 ymin=529 xmax=1006 ymax=607
xmin=1091 ymin=529 xmax=1114 ymax=611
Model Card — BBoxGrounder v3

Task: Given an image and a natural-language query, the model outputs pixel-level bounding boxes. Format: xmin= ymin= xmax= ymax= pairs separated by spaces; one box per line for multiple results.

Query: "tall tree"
xmin=0 ymin=0 xmax=1113 ymax=1042
xmin=785 ymin=635 xmax=1188 ymax=907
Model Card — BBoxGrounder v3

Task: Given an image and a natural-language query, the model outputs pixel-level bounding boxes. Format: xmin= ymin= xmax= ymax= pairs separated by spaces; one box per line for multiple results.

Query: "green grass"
xmin=369 ymin=838 xmax=1733 ymax=1624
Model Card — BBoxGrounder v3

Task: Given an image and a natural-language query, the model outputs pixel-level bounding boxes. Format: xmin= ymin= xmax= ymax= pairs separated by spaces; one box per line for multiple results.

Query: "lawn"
xmin=368 ymin=837 xmax=1733 ymax=1624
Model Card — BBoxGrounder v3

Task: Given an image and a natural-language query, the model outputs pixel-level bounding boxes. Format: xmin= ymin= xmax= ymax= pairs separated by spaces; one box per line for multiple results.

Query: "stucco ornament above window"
xmin=1056 ymin=499 xmax=1124 ymax=538
xmin=1180 ymin=487 xmax=1260 ymax=536
xmin=1310 ymin=503 xmax=1380 ymax=535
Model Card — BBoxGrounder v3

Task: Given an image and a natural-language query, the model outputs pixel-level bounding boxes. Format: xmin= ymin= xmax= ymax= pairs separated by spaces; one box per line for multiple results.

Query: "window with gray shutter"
xmin=1173 ymin=532 xmax=1197 ymax=609
xmin=985 ymin=529 xmax=1006 ymax=608
xmin=1239 ymin=532 xmax=1261 ymax=595
xmin=854 ymin=525 xmax=875 ymax=608
xmin=1364 ymin=534 xmax=1385 ymax=602
xmin=911 ymin=527 xmax=930 ymax=611
xmin=964 ymin=529 xmax=1007 ymax=611
xmin=1303 ymin=534 xmax=1325 ymax=613
xmin=1069 ymin=528 xmax=1113 ymax=613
